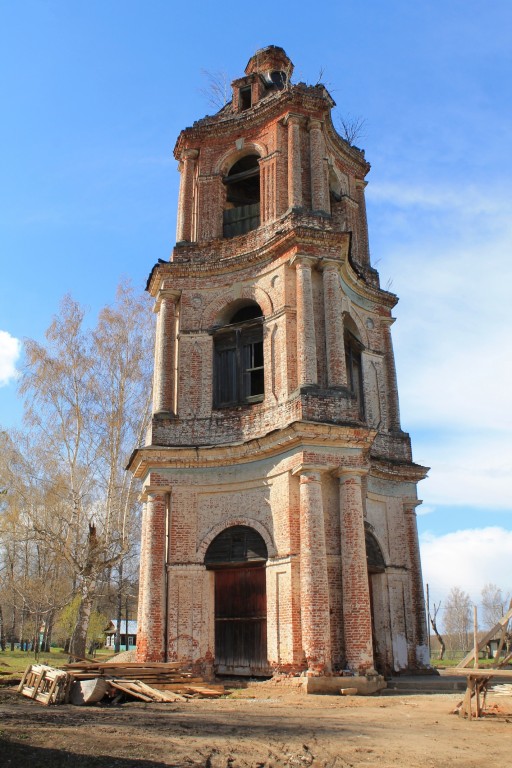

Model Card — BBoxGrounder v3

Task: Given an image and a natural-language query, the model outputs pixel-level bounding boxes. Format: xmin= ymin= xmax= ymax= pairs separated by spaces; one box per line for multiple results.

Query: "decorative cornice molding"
xmin=127 ymin=420 xmax=377 ymax=478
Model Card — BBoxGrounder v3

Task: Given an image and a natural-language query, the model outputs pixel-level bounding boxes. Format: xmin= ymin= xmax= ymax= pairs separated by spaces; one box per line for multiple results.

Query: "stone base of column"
xmin=153 ymin=410 xmax=176 ymax=419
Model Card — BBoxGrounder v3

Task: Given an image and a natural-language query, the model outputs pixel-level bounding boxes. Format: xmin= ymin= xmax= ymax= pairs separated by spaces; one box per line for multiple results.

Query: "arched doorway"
xmin=365 ymin=527 xmax=388 ymax=673
xmin=205 ymin=525 xmax=269 ymax=675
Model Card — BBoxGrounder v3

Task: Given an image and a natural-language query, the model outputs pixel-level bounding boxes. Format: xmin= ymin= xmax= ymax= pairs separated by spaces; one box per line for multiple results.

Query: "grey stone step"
xmin=382 ymin=676 xmax=467 ymax=695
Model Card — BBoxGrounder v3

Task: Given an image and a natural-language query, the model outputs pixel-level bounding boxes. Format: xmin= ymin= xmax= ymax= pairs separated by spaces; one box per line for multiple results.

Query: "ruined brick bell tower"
xmin=129 ymin=46 xmax=430 ymax=680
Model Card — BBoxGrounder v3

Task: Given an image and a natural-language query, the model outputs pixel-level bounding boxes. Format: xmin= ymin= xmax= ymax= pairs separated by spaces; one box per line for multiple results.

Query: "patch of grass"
xmin=0 ymin=649 xmax=70 ymax=681
xmin=431 ymin=655 xmax=505 ymax=669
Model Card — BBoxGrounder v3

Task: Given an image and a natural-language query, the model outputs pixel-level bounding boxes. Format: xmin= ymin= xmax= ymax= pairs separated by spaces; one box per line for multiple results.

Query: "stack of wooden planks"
xmin=62 ymin=660 xmax=224 ymax=702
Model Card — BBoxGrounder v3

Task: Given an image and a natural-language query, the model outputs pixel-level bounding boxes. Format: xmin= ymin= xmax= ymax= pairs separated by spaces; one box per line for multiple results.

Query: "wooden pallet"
xmin=18 ymin=664 xmax=70 ymax=706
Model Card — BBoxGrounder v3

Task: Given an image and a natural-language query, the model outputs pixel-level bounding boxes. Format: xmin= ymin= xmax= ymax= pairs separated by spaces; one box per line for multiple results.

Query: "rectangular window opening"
xmin=240 ymin=86 xmax=252 ymax=111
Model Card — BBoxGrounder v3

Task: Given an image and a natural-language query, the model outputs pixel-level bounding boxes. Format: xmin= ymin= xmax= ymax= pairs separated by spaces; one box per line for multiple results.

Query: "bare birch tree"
xmin=481 ymin=583 xmax=510 ymax=629
xmin=444 ymin=586 xmax=472 ymax=654
xmin=15 ymin=284 xmax=154 ymax=657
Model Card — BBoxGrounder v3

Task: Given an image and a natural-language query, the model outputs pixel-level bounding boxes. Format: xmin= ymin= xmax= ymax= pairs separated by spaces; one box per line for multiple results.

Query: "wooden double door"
xmin=214 ymin=565 xmax=268 ymax=675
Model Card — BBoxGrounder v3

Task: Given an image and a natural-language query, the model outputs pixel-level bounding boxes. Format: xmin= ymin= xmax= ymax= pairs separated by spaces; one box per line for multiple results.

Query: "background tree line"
xmin=0 ymin=283 xmax=154 ymax=658
xmin=429 ymin=583 xmax=511 ymax=659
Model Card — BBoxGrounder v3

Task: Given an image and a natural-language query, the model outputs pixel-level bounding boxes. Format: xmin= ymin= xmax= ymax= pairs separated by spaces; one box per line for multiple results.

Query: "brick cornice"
xmin=369 ymin=458 xmax=430 ymax=483
xmin=174 ymin=86 xmax=333 ymax=159
xmin=127 ymin=421 xmax=377 ymax=478
xmin=146 ymin=221 xmax=352 ymax=294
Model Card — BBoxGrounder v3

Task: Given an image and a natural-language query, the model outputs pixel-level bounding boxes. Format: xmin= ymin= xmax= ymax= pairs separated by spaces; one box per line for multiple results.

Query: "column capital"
xmin=140 ymin=487 xmax=171 ymax=503
xmin=283 ymin=112 xmax=303 ymax=127
xmin=403 ymin=497 xmax=423 ymax=513
xmin=308 ymin=118 xmax=323 ymax=132
xmin=292 ymin=463 xmax=331 ymax=481
xmin=181 ymin=148 xmax=199 ymax=161
xmin=155 ymin=288 xmax=181 ymax=311
xmin=289 ymin=253 xmax=317 ymax=270
xmin=333 ymin=466 xmax=369 ymax=482
xmin=319 ymin=257 xmax=341 ymax=272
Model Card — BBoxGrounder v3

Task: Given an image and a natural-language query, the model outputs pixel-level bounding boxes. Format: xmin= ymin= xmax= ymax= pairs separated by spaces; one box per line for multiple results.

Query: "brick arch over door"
xmin=200 ymin=287 xmax=274 ymax=330
xmin=197 ymin=517 xmax=276 ymax=562
xmin=202 ymin=521 xmax=272 ymax=676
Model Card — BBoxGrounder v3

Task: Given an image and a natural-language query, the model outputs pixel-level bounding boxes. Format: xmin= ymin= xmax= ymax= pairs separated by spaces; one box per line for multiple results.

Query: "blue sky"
xmin=1 ymin=0 xmax=511 ymax=610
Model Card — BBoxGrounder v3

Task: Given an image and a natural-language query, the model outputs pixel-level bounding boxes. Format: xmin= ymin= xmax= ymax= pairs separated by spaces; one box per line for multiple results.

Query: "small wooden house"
xmin=104 ymin=620 xmax=137 ymax=651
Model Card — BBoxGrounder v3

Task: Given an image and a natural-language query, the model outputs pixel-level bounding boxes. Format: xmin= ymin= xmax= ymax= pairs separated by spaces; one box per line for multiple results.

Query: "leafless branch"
xmin=200 ymin=69 xmax=231 ymax=111
xmin=338 ymin=113 xmax=367 ymax=146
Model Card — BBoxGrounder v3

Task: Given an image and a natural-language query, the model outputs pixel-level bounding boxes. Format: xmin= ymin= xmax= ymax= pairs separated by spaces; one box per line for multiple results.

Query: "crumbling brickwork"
xmin=129 ymin=46 xmax=430 ymax=678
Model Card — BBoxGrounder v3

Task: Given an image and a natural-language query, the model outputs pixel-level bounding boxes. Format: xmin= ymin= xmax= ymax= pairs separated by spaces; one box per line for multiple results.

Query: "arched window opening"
xmin=205 ymin=525 xmax=268 ymax=568
xmin=269 ymin=70 xmax=287 ymax=89
xmin=223 ymin=155 xmax=260 ymax=238
xmin=344 ymin=316 xmax=365 ymax=419
xmin=213 ymin=302 xmax=264 ymax=408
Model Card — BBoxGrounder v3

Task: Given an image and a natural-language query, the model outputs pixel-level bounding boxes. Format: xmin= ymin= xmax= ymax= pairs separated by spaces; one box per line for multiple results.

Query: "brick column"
xmin=321 ymin=260 xmax=348 ymax=388
xmin=176 ymin=149 xmax=198 ymax=243
xmin=153 ymin=290 xmax=180 ymax=416
xmin=404 ymin=498 xmax=429 ymax=665
xmin=293 ymin=467 xmax=331 ymax=673
xmin=308 ymin=119 xmax=329 ymax=214
xmin=286 ymin=114 xmax=303 ymax=209
xmin=136 ymin=491 xmax=167 ymax=662
xmin=293 ymin=255 xmax=318 ymax=388
xmin=336 ymin=468 xmax=375 ymax=673
xmin=355 ymin=180 xmax=371 ymax=267
xmin=382 ymin=319 xmax=401 ymax=430
xmin=259 ymin=152 xmax=278 ymax=224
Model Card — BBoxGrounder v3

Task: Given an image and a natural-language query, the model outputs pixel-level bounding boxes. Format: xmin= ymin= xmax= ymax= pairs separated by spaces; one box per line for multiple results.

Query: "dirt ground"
xmin=1 ymin=680 xmax=511 ymax=768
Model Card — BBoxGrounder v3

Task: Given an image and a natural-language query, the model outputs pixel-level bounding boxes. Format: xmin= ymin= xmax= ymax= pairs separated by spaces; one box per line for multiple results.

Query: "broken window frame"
xmin=213 ymin=316 xmax=264 ymax=408
xmin=223 ymin=155 xmax=261 ymax=238
xmin=345 ymin=329 xmax=365 ymax=419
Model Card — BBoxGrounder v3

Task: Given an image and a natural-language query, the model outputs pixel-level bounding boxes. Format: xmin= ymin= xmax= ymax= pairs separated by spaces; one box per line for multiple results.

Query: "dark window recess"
xmin=345 ymin=329 xmax=365 ymax=418
xmin=365 ymin=530 xmax=386 ymax=573
xmin=269 ymin=70 xmax=287 ymax=89
xmin=214 ymin=304 xmax=264 ymax=407
xmin=223 ymin=203 xmax=260 ymax=238
xmin=205 ymin=525 xmax=268 ymax=567
xmin=223 ymin=155 xmax=260 ymax=238
xmin=240 ymin=85 xmax=252 ymax=110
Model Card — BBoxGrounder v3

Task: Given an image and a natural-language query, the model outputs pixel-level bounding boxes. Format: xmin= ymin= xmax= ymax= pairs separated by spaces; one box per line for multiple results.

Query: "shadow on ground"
xmin=0 ymin=738 xmax=190 ymax=768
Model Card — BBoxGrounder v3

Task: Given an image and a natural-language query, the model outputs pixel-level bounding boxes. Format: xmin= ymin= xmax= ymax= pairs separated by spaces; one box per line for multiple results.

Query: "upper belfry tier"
xmin=172 ymin=45 xmax=376 ymax=284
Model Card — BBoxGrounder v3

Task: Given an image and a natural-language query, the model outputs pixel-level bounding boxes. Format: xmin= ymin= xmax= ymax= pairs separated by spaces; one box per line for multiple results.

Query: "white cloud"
xmin=415 ymin=433 xmax=512 ymax=510
xmin=368 ymin=182 xmax=511 ymax=219
xmin=0 ymin=330 xmax=21 ymax=386
xmin=366 ymin=182 xmax=512 ymax=514
xmin=420 ymin=527 xmax=512 ymax=607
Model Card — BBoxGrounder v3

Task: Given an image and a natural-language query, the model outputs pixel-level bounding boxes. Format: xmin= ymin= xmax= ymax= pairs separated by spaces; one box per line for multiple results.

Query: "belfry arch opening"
xmin=223 ymin=155 xmax=260 ymax=238
xmin=344 ymin=314 xmax=365 ymax=418
xmin=213 ymin=301 xmax=264 ymax=408
xmin=205 ymin=525 xmax=269 ymax=676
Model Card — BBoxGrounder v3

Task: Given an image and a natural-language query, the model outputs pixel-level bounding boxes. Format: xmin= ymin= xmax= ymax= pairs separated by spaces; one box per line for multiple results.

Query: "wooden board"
xmin=444 ymin=668 xmax=512 ymax=678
